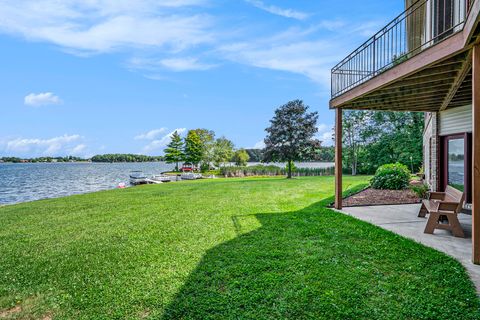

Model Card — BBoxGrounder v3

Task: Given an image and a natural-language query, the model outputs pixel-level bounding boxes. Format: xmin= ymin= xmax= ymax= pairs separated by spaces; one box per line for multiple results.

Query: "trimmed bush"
xmin=370 ymin=163 xmax=411 ymax=190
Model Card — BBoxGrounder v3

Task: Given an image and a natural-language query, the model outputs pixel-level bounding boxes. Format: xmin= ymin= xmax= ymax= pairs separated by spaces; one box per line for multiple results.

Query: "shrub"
xmin=370 ymin=163 xmax=411 ymax=190
xmin=410 ymin=183 xmax=430 ymax=199
xmin=200 ymin=162 xmax=210 ymax=173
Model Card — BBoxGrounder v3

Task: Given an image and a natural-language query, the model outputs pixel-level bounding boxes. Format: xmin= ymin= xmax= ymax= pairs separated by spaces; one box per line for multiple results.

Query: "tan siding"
xmin=439 ymin=104 xmax=473 ymax=135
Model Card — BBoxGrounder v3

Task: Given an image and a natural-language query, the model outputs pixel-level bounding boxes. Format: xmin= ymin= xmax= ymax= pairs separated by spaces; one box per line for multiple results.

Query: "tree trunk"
xmin=287 ymin=160 xmax=292 ymax=179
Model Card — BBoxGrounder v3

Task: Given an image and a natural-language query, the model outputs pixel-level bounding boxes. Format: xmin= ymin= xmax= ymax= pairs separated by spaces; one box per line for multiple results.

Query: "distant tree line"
xmin=0 ymin=156 xmax=87 ymax=163
xmin=90 ymin=154 xmax=164 ymax=163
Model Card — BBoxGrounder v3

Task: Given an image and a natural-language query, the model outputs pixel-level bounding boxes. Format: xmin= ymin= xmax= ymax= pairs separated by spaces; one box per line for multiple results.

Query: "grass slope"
xmin=0 ymin=176 xmax=478 ymax=319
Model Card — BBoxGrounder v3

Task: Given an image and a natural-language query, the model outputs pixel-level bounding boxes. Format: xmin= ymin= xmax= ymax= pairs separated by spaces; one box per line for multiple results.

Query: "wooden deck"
xmin=330 ymin=0 xmax=480 ymax=113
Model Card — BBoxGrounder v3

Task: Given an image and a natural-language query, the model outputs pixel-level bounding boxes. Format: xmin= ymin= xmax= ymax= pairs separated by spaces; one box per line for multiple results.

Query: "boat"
xmin=150 ymin=174 xmax=174 ymax=183
xmin=129 ymin=171 xmax=149 ymax=185
xmin=181 ymin=172 xmax=203 ymax=180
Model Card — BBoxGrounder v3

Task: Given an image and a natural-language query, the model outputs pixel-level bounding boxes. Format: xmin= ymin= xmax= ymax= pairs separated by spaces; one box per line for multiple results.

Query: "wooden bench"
xmin=418 ymin=185 xmax=465 ymax=238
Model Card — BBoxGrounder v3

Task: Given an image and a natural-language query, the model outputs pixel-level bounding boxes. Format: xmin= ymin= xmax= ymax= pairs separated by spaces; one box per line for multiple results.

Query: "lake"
xmin=0 ymin=161 xmax=334 ymax=205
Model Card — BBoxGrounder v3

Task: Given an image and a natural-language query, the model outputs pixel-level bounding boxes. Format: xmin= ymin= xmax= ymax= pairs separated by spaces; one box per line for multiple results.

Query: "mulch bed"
xmin=343 ymin=187 xmax=422 ymax=207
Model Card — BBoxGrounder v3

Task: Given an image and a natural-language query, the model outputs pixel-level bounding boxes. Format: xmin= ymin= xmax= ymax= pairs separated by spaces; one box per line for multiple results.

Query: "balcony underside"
xmin=331 ymin=49 xmax=473 ymax=112
xmin=330 ymin=0 xmax=480 ymax=112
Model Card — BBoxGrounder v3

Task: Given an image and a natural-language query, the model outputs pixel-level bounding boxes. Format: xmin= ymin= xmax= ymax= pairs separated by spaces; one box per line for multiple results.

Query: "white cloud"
xmin=129 ymin=57 xmax=215 ymax=72
xmin=316 ymin=123 xmax=333 ymax=146
xmin=135 ymin=128 xmax=167 ymax=140
xmin=142 ymin=128 xmax=187 ymax=153
xmin=24 ymin=92 xmax=62 ymax=106
xmin=0 ymin=1 xmax=213 ymax=54
xmin=160 ymin=57 xmax=216 ymax=71
xmin=70 ymin=143 xmax=87 ymax=155
xmin=0 ymin=1 xmax=387 ymax=90
xmin=219 ymin=37 xmax=340 ymax=87
xmin=3 ymin=134 xmax=83 ymax=156
xmin=246 ymin=0 xmax=308 ymax=20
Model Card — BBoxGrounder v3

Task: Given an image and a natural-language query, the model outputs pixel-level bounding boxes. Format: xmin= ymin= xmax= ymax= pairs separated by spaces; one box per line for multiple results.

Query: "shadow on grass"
xmin=161 ymin=194 xmax=480 ymax=319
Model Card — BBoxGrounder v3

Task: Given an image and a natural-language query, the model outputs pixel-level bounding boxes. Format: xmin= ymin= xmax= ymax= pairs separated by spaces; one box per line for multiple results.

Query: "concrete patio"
xmin=340 ymin=204 xmax=480 ymax=292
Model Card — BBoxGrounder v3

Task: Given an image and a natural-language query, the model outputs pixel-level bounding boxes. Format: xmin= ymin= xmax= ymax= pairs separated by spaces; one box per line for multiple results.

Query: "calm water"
xmin=0 ymin=161 xmax=334 ymax=205
xmin=0 ymin=162 xmax=174 ymax=205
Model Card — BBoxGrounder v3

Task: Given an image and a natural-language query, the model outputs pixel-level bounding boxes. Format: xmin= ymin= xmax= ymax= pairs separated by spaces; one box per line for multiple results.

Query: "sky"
xmin=0 ymin=0 xmax=403 ymax=158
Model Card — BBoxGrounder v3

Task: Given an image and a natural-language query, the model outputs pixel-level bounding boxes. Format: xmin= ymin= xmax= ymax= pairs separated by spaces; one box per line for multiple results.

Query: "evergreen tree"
xmin=263 ymin=100 xmax=319 ymax=178
xmin=164 ymin=131 xmax=184 ymax=171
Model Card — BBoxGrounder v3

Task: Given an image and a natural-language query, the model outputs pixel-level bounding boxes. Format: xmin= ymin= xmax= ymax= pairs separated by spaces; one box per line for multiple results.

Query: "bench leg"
xmin=418 ymin=203 xmax=428 ymax=218
xmin=445 ymin=213 xmax=465 ymax=238
xmin=424 ymin=212 xmax=439 ymax=234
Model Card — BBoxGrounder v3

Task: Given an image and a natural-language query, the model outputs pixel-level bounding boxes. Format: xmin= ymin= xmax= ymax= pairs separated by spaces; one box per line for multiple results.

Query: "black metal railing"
xmin=331 ymin=0 xmax=472 ymax=99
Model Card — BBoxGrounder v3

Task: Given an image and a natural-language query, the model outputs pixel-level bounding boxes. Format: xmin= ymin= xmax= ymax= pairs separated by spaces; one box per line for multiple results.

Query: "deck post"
xmin=472 ymin=45 xmax=480 ymax=264
xmin=335 ymin=108 xmax=343 ymax=210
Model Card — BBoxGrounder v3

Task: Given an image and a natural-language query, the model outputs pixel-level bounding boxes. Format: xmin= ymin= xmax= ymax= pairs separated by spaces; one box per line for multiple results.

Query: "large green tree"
xmin=183 ymin=130 xmax=203 ymax=167
xmin=213 ymin=137 xmax=234 ymax=167
xmin=164 ymin=131 xmax=184 ymax=171
xmin=263 ymin=100 xmax=319 ymax=178
xmin=191 ymin=128 xmax=215 ymax=167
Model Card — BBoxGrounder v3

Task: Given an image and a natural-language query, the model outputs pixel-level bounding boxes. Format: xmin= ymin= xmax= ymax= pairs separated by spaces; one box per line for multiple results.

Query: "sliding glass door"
xmin=447 ymin=137 xmax=465 ymax=190
xmin=441 ymin=133 xmax=472 ymax=203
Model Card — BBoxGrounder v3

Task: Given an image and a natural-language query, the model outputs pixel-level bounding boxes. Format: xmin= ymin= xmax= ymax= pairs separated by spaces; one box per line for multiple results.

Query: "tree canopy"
xmin=342 ymin=111 xmax=424 ymax=175
xmin=263 ymin=100 xmax=319 ymax=178
xmin=233 ymin=149 xmax=250 ymax=166
xmin=164 ymin=131 xmax=184 ymax=171
xmin=91 ymin=154 xmax=163 ymax=162
xmin=183 ymin=130 xmax=203 ymax=166
xmin=213 ymin=137 xmax=234 ymax=167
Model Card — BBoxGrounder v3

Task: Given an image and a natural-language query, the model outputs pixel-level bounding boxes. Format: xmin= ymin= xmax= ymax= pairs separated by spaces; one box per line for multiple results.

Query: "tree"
xmin=244 ymin=149 xmax=263 ymax=162
xmin=191 ymin=128 xmax=215 ymax=167
xmin=213 ymin=137 xmax=234 ymax=167
xmin=232 ymin=149 xmax=250 ymax=166
xmin=164 ymin=131 xmax=184 ymax=171
xmin=263 ymin=100 xmax=319 ymax=178
xmin=184 ymin=130 xmax=203 ymax=167
xmin=342 ymin=110 xmax=371 ymax=176
xmin=340 ymin=110 xmax=424 ymax=175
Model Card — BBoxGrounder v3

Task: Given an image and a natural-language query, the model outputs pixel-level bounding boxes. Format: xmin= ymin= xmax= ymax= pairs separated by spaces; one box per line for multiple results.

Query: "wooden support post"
xmin=335 ymin=108 xmax=343 ymax=210
xmin=472 ymin=45 xmax=480 ymax=264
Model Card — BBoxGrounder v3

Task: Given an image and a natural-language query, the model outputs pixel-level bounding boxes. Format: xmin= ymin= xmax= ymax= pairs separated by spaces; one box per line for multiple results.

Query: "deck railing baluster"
xmin=331 ymin=0 xmax=471 ymax=98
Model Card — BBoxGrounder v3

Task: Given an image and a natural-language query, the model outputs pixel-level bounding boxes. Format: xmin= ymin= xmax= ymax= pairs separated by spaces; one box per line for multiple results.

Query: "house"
xmin=330 ymin=0 xmax=480 ymax=263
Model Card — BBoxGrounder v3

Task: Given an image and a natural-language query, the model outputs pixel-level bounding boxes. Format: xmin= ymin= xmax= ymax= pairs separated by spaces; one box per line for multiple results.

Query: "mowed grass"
xmin=0 ymin=176 xmax=479 ymax=319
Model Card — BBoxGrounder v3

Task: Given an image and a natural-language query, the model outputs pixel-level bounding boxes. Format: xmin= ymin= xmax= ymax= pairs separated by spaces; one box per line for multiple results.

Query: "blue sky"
xmin=0 ymin=0 xmax=403 ymax=157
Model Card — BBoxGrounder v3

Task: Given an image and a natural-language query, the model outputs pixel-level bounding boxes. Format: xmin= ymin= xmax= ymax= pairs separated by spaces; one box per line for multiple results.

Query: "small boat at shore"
xmin=129 ymin=171 xmax=148 ymax=185
xmin=181 ymin=172 xmax=203 ymax=180
xmin=130 ymin=171 xmax=178 ymax=185
xmin=150 ymin=174 xmax=174 ymax=183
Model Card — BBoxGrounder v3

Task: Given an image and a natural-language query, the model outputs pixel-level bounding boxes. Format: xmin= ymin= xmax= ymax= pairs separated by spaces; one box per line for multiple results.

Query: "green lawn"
xmin=0 ymin=176 xmax=479 ymax=319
